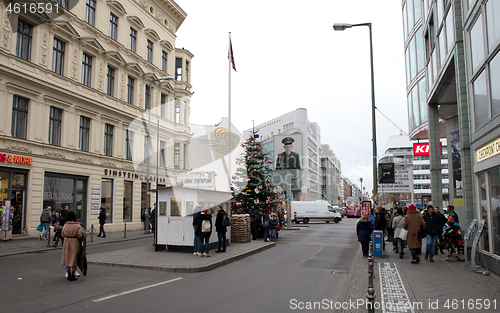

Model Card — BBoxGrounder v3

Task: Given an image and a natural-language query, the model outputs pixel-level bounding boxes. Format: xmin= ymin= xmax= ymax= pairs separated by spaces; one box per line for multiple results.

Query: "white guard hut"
xmin=156 ymin=186 xmax=231 ymax=252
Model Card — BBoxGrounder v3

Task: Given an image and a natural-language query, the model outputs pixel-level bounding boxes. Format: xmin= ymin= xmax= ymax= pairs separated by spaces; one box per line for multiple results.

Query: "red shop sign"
xmin=413 ymin=142 xmax=442 ymax=156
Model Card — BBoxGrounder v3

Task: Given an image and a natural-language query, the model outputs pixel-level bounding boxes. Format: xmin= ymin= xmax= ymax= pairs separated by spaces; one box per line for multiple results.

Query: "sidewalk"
xmin=0 ymin=229 xmax=153 ymax=257
xmin=339 ymin=240 xmax=500 ymax=313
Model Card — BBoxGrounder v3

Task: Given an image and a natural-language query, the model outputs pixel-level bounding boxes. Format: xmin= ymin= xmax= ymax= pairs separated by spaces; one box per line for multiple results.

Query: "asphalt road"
xmin=0 ymin=218 xmax=359 ymax=313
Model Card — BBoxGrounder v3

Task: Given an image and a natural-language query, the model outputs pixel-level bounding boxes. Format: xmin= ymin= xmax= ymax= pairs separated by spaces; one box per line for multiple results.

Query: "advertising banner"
xmin=273 ymin=134 xmax=302 ymax=170
xmin=379 ymin=164 xmax=413 ymax=193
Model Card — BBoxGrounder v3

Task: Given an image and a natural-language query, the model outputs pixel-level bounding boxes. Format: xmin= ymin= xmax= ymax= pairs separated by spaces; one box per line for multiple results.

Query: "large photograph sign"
xmin=274 ymin=134 xmax=302 ymax=170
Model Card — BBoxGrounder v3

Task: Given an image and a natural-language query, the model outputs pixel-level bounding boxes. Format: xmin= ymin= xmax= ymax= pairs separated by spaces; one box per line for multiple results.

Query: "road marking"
xmin=93 ymin=277 xmax=183 ymax=302
xmin=379 ymin=262 xmax=415 ymax=313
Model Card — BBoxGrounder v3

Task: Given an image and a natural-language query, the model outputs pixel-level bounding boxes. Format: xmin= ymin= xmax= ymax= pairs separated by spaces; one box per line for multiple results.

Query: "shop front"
xmin=0 ymin=167 xmax=29 ymax=235
xmin=474 ymin=137 xmax=500 ymax=275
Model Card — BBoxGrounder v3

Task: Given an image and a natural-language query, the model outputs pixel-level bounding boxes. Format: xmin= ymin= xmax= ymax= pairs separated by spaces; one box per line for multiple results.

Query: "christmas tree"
xmin=231 ymin=131 xmax=276 ymax=213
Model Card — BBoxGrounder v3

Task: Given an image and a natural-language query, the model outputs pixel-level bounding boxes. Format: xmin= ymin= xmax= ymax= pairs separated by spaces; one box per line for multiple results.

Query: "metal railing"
xmin=367 ymin=231 xmax=375 ymax=313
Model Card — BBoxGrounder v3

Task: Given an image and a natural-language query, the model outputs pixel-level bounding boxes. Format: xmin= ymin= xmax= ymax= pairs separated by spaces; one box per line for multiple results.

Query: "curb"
xmin=88 ymin=242 xmax=276 ymax=273
xmin=0 ymin=235 xmax=153 ymax=258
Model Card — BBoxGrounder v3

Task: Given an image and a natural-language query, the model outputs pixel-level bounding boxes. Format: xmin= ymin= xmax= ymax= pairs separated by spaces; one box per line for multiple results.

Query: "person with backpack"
xmin=196 ymin=208 xmax=212 ymax=257
xmin=262 ymin=208 xmax=270 ymax=242
xmin=215 ymin=205 xmax=229 ymax=252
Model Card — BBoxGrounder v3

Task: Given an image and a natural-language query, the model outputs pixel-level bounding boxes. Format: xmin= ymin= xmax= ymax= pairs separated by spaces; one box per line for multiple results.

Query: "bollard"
xmin=46 ymin=227 xmax=51 ymax=247
xmin=124 ymin=222 xmax=127 ymax=238
xmin=367 ymin=232 xmax=375 ymax=313
xmin=90 ymin=224 xmax=94 ymax=242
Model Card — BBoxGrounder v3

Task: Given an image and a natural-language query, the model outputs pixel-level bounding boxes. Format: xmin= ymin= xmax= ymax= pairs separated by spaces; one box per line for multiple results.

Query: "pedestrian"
xmin=386 ymin=209 xmax=394 ymax=242
xmin=215 ymin=205 xmax=227 ymax=253
xmin=151 ymin=203 xmax=157 ymax=234
xmin=373 ymin=205 xmax=386 ymax=250
xmin=52 ymin=212 xmax=64 ymax=247
xmin=97 ymin=207 xmax=106 ymax=238
xmin=40 ymin=206 xmax=52 ymax=240
xmin=61 ymin=211 xmax=82 ymax=281
xmin=434 ymin=206 xmax=446 ymax=255
xmin=423 ymin=205 xmax=440 ymax=262
xmin=261 ymin=208 xmax=271 ymax=242
xmin=196 ymin=207 xmax=212 ymax=257
xmin=270 ymin=213 xmax=278 ymax=242
xmin=402 ymin=204 xmax=426 ymax=264
xmin=356 ymin=213 xmax=373 ymax=258
xmin=192 ymin=200 xmax=203 ymax=255
xmin=392 ymin=209 xmax=406 ymax=259
xmin=250 ymin=209 xmax=260 ymax=240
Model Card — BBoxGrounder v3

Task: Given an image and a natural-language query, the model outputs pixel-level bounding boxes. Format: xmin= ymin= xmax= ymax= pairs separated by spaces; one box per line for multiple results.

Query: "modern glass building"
xmin=402 ymin=0 xmax=500 ymax=274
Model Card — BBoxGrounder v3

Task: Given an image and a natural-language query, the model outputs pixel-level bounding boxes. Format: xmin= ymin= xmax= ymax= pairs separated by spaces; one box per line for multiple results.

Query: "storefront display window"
xmin=101 ymin=178 xmax=113 ymax=223
xmin=123 ymin=181 xmax=133 ymax=222
xmin=488 ymin=168 xmax=500 ymax=255
xmin=478 ymin=172 xmax=489 ymax=252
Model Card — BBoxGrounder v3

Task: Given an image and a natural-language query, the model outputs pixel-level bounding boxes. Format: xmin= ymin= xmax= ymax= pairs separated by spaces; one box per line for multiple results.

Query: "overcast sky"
xmin=174 ymin=0 xmax=408 ymax=196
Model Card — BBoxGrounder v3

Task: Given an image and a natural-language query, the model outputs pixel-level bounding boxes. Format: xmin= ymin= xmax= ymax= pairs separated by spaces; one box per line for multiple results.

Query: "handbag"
xmin=399 ymin=228 xmax=408 ymax=241
xmin=418 ymin=226 xmax=426 ymax=239
xmin=54 ymin=223 xmax=63 ymax=232
xmin=36 ymin=223 xmax=44 ymax=232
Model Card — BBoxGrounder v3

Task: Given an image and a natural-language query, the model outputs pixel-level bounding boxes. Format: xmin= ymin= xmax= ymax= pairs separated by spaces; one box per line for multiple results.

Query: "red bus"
xmin=345 ymin=197 xmax=361 ymax=217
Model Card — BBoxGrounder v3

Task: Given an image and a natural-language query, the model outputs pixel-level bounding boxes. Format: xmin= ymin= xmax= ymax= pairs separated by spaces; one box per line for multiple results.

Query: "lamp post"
xmin=333 ymin=23 xmax=378 ymax=202
xmin=146 ymin=76 xmax=173 ymax=234
xmin=360 ymin=177 xmax=363 ymax=200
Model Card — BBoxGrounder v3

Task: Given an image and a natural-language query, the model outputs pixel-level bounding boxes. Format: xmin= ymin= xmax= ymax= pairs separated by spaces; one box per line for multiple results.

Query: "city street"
xmin=0 ymin=219 xmax=358 ymax=313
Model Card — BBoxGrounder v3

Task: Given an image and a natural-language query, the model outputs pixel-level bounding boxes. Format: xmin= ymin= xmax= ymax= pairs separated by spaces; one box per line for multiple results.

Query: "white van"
xmin=291 ymin=200 xmax=342 ymax=224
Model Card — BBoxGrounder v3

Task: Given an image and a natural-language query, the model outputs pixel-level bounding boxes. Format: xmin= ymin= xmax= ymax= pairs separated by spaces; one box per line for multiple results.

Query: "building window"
xmin=175 ymin=58 xmax=182 ymax=80
xmin=104 ymin=123 xmax=113 ymax=157
xmin=174 ymin=99 xmax=180 ymax=124
xmin=109 ymin=13 xmax=118 ymax=40
xmin=143 ymin=135 xmax=148 ymax=163
xmin=85 ymin=0 xmax=96 ymax=26
xmin=11 ymin=96 xmax=29 ymax=140
xmin=49 ymin=107 xmax=62 ymax=146
xmin=174 ymin=142 xmax=180 ymax=168
xmin=127 ymin=76 xmax=134 ymax=105
xmin=145 ymin=85 xmax=151 ymax=110
xmin=473 ymin=71 xmax=488 ymax=130
xmin=106 ymin=65 xmax=115 ymax=96
xmin=147 ymin=40 xmax=153 ymax=63
xmin=160 ymin=93 xmax=166 ymax=118
xmin=16 ymin=19 xmax=32 ymax=61
xmin=57 ymin=0 xmax=68 ymax=9
xmin=79 ymin=116 xmax=90 ymax=152
xmin=160 ymin=140 xmax=165 ymax=167
xmin=130 ymin=28 xmax=137 ymax=53
xmin=185 ymin=61 xmax=189 ymax=82
xmin=101 ymin=178 xmax=113 ymax=223
xmin=52 ymin=38 xmax=65 ymax=75
xmin=162 ymin=50 xmax=168 ymax=72
xmin=125 ymin=130 xmax=133 ymax=161
xmin=123 ymin=181 xmax=133 ymax=222
xmin=82 ymin=52 xmax=92 ymax=87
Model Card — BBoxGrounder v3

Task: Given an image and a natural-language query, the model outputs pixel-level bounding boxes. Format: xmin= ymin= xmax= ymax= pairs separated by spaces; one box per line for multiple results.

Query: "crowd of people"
xmin=356 ymin=204 xmax=463 ymax=264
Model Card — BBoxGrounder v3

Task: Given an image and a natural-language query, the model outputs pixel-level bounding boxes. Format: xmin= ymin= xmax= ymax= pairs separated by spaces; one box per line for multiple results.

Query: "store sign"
xmin=476 ymin=138 xmax=500 ymax=162
xmin=0 ymin=153 xmax=33 ymax=165
xmin=103 ymin=169 xmax=166 ymax=183
xmin=413 ymin=142 xmax=442 ymax=156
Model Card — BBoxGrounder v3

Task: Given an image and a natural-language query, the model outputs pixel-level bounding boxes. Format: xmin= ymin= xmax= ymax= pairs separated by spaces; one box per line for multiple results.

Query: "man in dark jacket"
xmin=192 ymin=200 xmax=203 ymax=255
xmin=423 ymin=205 xmax=440 ymax=262
xmin=97 ymin=207 xmax=106 ymax=237
xmin=434 ymin=206 xmax=446 ymax=255
xmin=215 ymin=205 xmax=227 ymax=252
xmin=373 ymin=206 xmax=386 ymax=250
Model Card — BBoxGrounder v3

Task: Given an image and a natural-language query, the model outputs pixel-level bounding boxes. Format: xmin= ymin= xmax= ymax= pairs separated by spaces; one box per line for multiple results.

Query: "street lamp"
xmin=360 ymin=177 xmax=363 ymax=200
xmin=146 ymin=76 xmax=173 ymax=234
xmin=333 ymin=22 xmax=378 ymax=202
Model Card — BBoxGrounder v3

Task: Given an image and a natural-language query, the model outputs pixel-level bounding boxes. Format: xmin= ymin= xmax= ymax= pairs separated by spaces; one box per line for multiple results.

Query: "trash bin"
xmin=373 ymin=230 xmax=383 ymax=257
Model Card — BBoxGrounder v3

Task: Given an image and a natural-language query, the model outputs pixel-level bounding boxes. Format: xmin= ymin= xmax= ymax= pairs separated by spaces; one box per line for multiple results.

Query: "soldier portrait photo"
xmin=275 ymin=136 xmax=301 ymax=169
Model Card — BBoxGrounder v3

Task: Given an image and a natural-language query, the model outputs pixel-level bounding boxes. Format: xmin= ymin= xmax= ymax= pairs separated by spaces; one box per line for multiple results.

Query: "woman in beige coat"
xmin=61 ymin=211 xmax=82 ymax=281
xmin=402 ymin=204 xmax=426 ymax=264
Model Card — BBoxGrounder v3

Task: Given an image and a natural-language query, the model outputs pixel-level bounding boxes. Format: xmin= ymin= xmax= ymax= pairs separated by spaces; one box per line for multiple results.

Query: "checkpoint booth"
xmin=156 ymin=186 xmax=231 ymax=252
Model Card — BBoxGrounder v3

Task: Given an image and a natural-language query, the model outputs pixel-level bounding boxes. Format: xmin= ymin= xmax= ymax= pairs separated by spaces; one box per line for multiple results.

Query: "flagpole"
xmin=228 ymin=32 xmax=232 ymax=194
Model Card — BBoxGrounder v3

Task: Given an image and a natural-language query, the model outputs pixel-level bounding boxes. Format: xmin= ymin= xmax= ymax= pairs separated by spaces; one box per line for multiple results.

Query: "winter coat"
xmin=402 ymin=210 xmax=426 ymax=249
xmin=374 ymin=211 xmax=386 ymax=231
xmin=392 ymin=216 xmax=405 ymax=239
xmin=423 ymin=211 xmax=441 ymax=236
xmin=385 ymin=213 xmax=393 ymax=229
xmin=356 ymin=217 xmax=373 ymax=243
xmin=40 ymin=208 xmax=52 ymax=223
xmin=77 ymin=232 xmax=87 ymax=276
xmin=436 ymin=212 xmax=447 ymax=230
xmin=215 ymin=210 xmax=227 ymax=233
xmin=196 ymin=213 xmax=212 ymax=238
xmin=61 ymin=222 xmax=83 ymax=267
xmin=192 ymin=206 xmax=202 ymax=226
xmin=270 ymin=216 xmax=278 ymax=229
xmin=98 ymin=210 xmax=106 ymax=224
xmin=261 ymin=213 xmax=270 ymax=228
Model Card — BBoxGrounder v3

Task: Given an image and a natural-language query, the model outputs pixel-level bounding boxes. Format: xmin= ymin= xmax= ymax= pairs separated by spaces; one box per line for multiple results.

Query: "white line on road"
xmin=93 ymin=277 xmax=183 ymax=302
